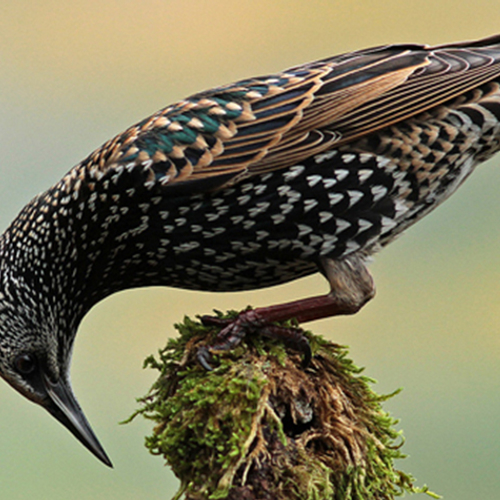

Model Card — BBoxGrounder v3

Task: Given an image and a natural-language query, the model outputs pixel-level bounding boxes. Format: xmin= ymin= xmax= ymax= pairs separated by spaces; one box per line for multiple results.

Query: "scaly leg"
xmin=197 ymin=255 xmax=375 ymax=369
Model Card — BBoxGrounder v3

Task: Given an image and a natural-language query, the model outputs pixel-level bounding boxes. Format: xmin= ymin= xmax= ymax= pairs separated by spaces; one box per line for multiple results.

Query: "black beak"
xmin=42 ymin=374 xmax=113 ymax=467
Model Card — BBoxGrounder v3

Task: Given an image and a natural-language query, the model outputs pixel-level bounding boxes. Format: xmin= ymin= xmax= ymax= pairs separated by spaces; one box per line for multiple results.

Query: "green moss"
xmin=128 ymin=312 xmax=439 ymax=500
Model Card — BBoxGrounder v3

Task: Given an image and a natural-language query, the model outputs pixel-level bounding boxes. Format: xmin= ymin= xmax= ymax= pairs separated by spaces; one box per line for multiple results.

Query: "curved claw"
xmin=197 ymin=346 xmax=215 ymax=371
xmin=196 ymin=309 xmax=312 ymax=370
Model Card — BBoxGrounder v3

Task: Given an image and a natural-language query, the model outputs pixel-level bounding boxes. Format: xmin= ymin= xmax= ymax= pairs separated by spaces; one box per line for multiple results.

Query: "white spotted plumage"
xmin=2 ymin=34 xmax=500 ymax=466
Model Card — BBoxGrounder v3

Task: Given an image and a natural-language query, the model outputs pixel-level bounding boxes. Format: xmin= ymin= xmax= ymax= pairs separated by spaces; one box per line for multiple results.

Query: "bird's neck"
xmin=1 ymin=164 xmax=161 ymax=325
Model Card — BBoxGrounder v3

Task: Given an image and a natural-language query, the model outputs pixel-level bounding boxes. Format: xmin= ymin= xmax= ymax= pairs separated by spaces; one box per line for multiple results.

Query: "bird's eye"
xmin=14 ymin=353 xmax=37 ymax=375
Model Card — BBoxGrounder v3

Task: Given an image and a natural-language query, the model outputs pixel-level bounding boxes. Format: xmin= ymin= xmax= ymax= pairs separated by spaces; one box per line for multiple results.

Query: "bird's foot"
xmin=197 ymin=309 xmax=311 ymax=370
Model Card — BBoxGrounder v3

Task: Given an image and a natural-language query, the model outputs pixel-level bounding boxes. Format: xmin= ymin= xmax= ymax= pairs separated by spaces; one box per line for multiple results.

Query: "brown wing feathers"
xmin=93 ymin=35 xmax=500 ymax=192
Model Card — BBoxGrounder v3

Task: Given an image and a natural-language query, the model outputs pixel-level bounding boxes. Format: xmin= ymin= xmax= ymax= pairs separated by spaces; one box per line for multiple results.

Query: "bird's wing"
xmin=81 ymin=34 xmax=500 ymax=193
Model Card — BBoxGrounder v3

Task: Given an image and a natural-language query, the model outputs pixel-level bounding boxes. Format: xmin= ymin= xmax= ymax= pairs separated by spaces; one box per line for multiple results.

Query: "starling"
xmin=2 ymin=34 xmax=500 ymax=467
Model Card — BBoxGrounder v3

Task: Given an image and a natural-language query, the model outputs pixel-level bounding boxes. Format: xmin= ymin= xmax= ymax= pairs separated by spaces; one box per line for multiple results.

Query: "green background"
xmin=1 ymin=1 xmax=500 ymax=498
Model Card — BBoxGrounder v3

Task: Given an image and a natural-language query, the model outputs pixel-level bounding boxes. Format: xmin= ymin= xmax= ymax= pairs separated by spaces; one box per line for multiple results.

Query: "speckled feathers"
xmin=2 ymin=35 xmax=500 ymax=309
xmin=4 ymin=34 xmax=500 ymax=464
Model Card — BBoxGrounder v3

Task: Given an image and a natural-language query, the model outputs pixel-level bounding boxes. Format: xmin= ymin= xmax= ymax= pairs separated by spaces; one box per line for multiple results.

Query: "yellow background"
xmin=1 ymin=1 xmax=500 ymax=498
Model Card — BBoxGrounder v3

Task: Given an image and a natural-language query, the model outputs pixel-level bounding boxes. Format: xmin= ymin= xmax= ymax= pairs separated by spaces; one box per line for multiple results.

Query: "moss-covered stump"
xmin=130 ymin=312 xmax=437 ymax=500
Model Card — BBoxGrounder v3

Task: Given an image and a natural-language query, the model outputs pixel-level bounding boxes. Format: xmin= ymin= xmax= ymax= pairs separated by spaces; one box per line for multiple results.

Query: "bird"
xmin=2 ymin=33 xmax=500 ymax=467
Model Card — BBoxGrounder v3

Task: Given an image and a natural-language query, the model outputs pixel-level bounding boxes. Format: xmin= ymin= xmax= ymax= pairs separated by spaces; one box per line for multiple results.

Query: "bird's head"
xmin=0 ymin=275 xmax=113 ymax=467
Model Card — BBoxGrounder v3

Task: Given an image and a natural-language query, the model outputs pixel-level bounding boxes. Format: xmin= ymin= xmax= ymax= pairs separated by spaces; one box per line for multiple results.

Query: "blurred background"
xmin=1 ymin=1 xmax=500 ymax=498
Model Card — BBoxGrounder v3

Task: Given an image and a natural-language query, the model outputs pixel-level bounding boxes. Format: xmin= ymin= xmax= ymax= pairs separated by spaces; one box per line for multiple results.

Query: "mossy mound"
xmin=129 ymin=312 xmax=437 ymax=500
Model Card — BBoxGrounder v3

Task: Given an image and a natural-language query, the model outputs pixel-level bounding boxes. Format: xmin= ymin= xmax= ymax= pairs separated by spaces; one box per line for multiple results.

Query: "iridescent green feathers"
xmin=77 ymin=34 xmax=500 ymax=195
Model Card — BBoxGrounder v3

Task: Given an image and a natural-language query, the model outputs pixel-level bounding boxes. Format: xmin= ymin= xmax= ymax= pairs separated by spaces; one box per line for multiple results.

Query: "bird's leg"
xmin=198 ymin=255 xmax=375 ymax=370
